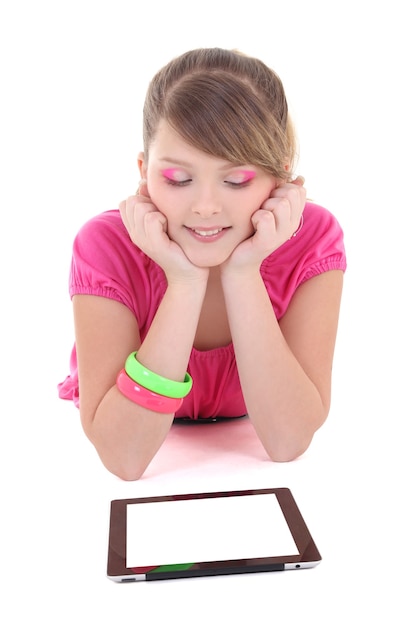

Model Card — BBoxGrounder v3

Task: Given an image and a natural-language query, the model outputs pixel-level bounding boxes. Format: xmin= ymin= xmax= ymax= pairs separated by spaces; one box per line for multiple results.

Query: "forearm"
xmin=85 ymin=281 xmax=207 ymax=479
xmin=221 ymin=270 xmax=326 ymax=461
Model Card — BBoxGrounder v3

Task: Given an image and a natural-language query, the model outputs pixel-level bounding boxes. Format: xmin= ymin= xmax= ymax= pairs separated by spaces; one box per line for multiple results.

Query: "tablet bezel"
xmin=107 ymin=487 xmax=321 ymax=582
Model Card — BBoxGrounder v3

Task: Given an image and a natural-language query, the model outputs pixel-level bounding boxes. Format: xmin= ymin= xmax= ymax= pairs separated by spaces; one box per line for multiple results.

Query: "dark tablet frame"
xmin=107 ymin=487 xmax=321 ymax=582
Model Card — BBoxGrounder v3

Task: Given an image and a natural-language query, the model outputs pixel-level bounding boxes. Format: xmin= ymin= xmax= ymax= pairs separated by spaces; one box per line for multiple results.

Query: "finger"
xmin=268 ymin=187 xmax=306 ymax=217
xmin=251 ymin=207 xmax=279 ymax=231
xmin=136 ymin=179 xmax=150 ymax=197
xmin=261 ymin=195 xmax=291 ymax=214
xmin=143 ymin=209 xmax=167 ymax=236
xmin=132 ymin=194 xmax=155 ymax=213
xmin=291 ymin=175 xmax=305 ymax=187
xmin=120 ymin=195 xmax=152 ymax=233
xmin=119 ymin=200 xmax=128 ymax=227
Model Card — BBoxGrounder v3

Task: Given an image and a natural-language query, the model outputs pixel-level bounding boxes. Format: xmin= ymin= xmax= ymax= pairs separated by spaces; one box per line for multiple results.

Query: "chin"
xmin=184 ymin=250 xmax=231 ymax=268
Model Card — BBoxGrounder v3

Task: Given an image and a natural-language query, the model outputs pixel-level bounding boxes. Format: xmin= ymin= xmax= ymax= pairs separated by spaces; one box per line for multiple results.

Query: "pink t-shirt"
xmin=58 ymin=202 xmax=346 ymax=418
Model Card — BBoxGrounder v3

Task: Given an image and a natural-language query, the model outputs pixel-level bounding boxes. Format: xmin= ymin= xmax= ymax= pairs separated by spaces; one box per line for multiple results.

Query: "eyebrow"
xmin=158 ymin=157 xmax=248 ymax=171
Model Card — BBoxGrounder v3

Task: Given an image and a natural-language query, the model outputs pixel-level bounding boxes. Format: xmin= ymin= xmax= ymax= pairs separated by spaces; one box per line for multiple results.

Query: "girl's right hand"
xmin=119 ymin=182 xmax=209 ymax=285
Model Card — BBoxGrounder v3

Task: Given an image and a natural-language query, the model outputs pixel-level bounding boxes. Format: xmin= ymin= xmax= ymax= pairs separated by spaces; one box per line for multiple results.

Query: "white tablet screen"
xmin=126 ymin=493 xmax=298 ymax=567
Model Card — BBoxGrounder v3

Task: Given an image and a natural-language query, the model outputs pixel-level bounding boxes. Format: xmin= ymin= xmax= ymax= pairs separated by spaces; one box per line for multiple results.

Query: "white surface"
xmin=1 ymin=1 xmax=416 ymax=624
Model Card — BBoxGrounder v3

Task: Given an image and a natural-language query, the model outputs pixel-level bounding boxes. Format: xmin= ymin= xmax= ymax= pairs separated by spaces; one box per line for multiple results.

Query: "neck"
xmin=208 ymin=265 xmax=222 ymax=287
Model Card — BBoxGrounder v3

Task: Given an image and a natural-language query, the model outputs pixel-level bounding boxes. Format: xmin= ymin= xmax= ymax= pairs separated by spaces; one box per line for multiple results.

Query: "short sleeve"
xmin=261 ymin=202 xmax=346 ymax=319
xmin=68 ymin=210 xmax=167 ymax=324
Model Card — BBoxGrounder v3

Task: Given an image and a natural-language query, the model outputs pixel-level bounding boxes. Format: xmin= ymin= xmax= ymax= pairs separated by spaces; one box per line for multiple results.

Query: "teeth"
xmin=193 ymin=228 xmax=223 ymax=237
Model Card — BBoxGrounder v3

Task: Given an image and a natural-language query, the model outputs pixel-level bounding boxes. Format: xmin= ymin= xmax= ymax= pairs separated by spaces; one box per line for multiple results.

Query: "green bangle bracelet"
xmin=125 ymin=352 xmax=193 ymax=399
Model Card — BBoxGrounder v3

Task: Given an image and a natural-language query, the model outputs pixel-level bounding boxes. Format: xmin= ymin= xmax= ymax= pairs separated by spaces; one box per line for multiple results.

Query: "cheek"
xmin=235 ymin=186 xmax=274 ymax=231
xmin=238 ymin=189 xmax=268 ymax=217
xmin=234 ymin=201 xmax=258 ymax=236
xmin=147 ymin=185 xmax=177 ymax=216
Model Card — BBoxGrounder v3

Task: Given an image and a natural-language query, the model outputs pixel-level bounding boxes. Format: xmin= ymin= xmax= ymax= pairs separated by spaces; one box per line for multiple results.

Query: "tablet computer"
xmin=107 ymin=487 xmax=321 ymax=582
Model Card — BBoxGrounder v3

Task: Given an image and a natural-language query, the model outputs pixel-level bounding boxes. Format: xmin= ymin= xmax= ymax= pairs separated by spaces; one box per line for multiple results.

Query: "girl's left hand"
xmin=222 ymin=176 xmax=306 ymax=273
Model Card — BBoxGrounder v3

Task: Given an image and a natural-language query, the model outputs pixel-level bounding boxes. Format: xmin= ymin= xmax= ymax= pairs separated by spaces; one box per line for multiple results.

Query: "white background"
xmin=1 ymin=0 xmax=416 ymax=624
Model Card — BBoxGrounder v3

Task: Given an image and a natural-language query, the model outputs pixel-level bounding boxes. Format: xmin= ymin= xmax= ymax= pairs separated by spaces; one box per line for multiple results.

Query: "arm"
xmin=221 ymin=268 xmax=343 ymax=461
xmin=74 ymin=281 xmax=206 ymax=480
xmin=220 ymin=178 xmax=343 ymax=460
xmin=74 ymin=189 xmax=208 ymax=480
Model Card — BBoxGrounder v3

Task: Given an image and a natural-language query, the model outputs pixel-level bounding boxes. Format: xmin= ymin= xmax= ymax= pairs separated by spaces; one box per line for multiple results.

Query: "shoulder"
xmin=263 ymin=201 xmax=346 ymax=267
xmin=74 ymin=209 xmax=127 ymax=249
xmin=71 ymin=210 xmax=139 ymax=278
xmin=275 ymin=201 xmax=346 ymax=264
xmin=301 ymin=202 xmax=344 ymax=239
xmin=69 ymin=210 xmax=166 ymax=316
xmin=261 ymin=201 xmax=346 ymax=317
xmin=70 ymin=209 xmax=164 ymax=291
xmin=300 ymin=202 xmax=346 ymax=273
xmin=73 ymin=209 xmax=146 ymax=269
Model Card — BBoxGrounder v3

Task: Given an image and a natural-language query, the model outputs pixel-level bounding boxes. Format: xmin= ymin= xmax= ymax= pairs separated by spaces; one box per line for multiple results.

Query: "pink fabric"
xmin=58 ymin=202 xmax=346 ymax=418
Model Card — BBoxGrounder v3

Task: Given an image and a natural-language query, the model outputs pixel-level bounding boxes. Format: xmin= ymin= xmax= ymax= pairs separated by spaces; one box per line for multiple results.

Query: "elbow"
xmin=106 ymin=462 xmax=148 ymax=481
xmin=97 ymin=453 xmax=150 ymax=481
xmin=114 ymin=468 xmax=147 ymax=481
xmin=82 ymin=417 xmax=153 ymax=481
xmin=252 ymin=401 xmax=329 ymax=463
xmin=263 ymin=432 xmax=316 ymax=463
xmin=267 ymin=447 xmax=307 ymax=463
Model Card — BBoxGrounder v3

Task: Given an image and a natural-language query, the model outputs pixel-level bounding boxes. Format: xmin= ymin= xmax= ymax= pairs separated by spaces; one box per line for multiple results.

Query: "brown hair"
xmin=143 ymin=48 xmax=297 ymax=181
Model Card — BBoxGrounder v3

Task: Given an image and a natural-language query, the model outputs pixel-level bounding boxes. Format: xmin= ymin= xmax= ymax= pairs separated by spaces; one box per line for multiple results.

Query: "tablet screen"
xmin=126 ymin=493 xmax=297 ymax=566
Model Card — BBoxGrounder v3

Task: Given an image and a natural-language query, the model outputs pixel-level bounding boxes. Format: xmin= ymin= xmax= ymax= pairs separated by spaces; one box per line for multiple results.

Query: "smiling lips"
xmin=187 ymin=226 xmax=229 ymax=239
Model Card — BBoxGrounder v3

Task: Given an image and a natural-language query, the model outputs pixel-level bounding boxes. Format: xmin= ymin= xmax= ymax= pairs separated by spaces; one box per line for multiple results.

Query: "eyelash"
xmin=165 ymin=179 xmax=190 ymax=187
xmin=228 ymin=181 xmax=251 ymax=188
xmin=164 ymin=179 xmax=251 ymax=188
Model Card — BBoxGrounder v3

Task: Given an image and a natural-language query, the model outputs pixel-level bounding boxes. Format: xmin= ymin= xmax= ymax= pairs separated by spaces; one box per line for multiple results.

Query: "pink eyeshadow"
xmin=238 ymin=170 xmax=256 ymax=182
xmin=162 ymin=167 xmax=181 ymax=179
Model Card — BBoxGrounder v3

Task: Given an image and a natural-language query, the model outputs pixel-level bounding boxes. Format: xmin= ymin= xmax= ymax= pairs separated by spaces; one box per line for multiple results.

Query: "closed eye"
xmin=225 ymin=180 xmax=252 ymax=188
xmin=165 ymin=178 xmax=191 ymax=187
xmin=164 ymin=178 xmax=251 ymax=188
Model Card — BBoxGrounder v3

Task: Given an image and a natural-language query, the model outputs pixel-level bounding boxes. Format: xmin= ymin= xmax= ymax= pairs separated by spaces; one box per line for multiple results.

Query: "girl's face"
xmin=141 ymin=120 xmax=278 ymax=267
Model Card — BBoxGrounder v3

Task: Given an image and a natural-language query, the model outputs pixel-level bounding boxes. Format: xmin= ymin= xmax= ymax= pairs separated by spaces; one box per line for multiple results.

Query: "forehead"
xmin=148 ymin=119 xmax=237 ymax=168
xmin=149 ymin=119 xmax=189 ymax=152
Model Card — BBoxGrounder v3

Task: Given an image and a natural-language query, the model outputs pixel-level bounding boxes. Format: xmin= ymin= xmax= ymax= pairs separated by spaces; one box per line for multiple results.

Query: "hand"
xmin=221 ymin=176 xmax=306 ymax=274
xmin=119 ymin=182 xmax=208 ymax=285
xmin=257 ymin=174 xmax=306 ymax=242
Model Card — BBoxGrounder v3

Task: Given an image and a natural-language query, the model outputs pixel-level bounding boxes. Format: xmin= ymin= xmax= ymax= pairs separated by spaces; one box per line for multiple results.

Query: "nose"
xmin=191 ymin=187 xmax=222 ymax=218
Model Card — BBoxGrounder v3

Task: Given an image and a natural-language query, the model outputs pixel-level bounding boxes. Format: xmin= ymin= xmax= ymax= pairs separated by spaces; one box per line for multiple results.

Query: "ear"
xmin=137 ymin=152 xmax=147 ymax=178
xmin=283 ymin=163 xmax=292 ymax=182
